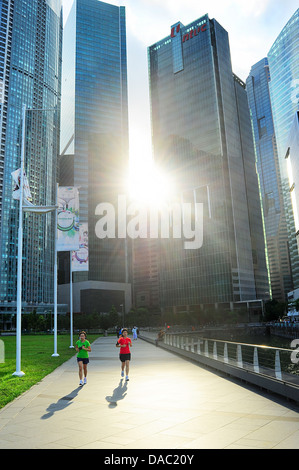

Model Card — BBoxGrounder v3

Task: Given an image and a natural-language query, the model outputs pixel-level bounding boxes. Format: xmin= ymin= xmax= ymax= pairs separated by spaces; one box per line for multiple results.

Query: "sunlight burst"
xmin=127 ymin=161 xmax=173 ymax=209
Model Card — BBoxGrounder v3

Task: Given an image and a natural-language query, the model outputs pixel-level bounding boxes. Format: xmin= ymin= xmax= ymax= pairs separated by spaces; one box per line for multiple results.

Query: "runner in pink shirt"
xmin=116 ymin=328 xmax=132 ymax=381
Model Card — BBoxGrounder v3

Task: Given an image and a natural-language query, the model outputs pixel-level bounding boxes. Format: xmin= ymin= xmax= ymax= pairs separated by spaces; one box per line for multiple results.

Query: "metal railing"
xmin=164 ymin=334 xmax=299 ymax=386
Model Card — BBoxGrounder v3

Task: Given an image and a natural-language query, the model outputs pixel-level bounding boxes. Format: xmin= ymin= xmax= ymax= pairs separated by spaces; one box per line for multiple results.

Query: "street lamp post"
xmin=12 ymin=105 xmax=58 ymax=376
xmin=12 ymin=105 xmax=26 ymax=377
xmin=52 ymin=183 xmax=59 ymax=357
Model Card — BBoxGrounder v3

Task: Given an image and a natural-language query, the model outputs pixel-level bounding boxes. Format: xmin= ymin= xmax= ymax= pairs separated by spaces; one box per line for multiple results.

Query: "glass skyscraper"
xmin=268 ymin=9 xmax=299 ymax=180
xmin=286 ymin=111 xmax=299 ymax=246
xmin=267 ymin=9 xmax=299 ymax=289
xmin=59 ymin=0 xmax=131 ymax=314
xmin=148 ymin=15 xmax=269 ymax=314
xmin=246 ymin=58 xmax=294 ymax=301
xmin=0 ymin=0 xmax=62 ymax=314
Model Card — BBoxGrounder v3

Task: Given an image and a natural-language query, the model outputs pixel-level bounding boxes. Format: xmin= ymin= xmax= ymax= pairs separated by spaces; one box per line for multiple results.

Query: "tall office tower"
xmin=59 ymin=0 xmax=131 ymax=314
xmin=148 ymin=15 xmax=269 ymax=315
xmin=267 ymin=9 xmax=299 ymax=288
xmin=286 ymin=112 xmax=299 ymax=248
xmin=0 ymin=0 xmax=62 ymax=316
xmin=246 ymin=58 xmax=293 ymax=301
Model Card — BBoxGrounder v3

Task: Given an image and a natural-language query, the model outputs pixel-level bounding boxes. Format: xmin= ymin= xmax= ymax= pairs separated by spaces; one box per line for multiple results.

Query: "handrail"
xmin=163 ymin=333 xmax=299 ymax=387
xmin=183 ymin=336 xmax=294 ymax=353
xmin=139 ymin=330 xmax=299 ymax=403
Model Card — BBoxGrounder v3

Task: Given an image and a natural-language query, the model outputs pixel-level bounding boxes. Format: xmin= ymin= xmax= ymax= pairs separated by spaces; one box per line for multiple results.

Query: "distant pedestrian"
xmin=155 ymin=329 xmax=165 ymax=346
xmin=116 ymin=328 xmax=132 ymax=381
xmin=132 ymin=326 xmax=138 ymax=340
xmin=75 ymin=331 xmax=91 ymax=386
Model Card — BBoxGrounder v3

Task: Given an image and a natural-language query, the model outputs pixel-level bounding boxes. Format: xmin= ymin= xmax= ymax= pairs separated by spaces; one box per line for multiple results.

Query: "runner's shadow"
xmin=105 ymin=379 xmax=128 ymax=408
xmin=41 ymin=386 xmax=83 ymax=420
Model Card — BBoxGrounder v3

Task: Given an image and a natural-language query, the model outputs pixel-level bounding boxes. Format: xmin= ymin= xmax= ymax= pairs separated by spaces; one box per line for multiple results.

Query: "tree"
xmin=99 ymin=313 xmax=110 ymax=330
xmin=27 ymin=310 xmax=46 ymax=332
xmin=227 ymin=310 xmax=238 ymax=324
xmin=265 ymin=299 xmax=286 ymax=321
xmin=109 ymin=305 xmax=119 ymax=327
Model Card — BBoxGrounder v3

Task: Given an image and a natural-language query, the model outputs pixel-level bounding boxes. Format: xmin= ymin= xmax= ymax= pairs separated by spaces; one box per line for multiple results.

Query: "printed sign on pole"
xmin=72 ymin=223 xmax=89 ymax=271
xmin=57 ymin=186 xmax=80 ymax=251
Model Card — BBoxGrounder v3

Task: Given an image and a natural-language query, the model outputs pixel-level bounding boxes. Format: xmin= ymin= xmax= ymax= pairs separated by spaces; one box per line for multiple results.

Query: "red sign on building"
xmin=171 ymin=22 xmax=207 ymax=42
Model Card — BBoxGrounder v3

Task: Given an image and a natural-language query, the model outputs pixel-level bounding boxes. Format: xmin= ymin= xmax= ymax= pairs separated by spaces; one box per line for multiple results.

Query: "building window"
xmin=258 ymin=116 xmax=267 ymax=138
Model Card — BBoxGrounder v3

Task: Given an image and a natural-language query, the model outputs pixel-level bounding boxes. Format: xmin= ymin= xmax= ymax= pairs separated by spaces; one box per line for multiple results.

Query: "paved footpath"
xmin=0 ymin=335 xmax=299 ymax=449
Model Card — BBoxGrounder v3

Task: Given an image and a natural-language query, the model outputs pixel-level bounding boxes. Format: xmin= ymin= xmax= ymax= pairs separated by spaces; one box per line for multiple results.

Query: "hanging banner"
xmin=12 ymin=168 xmax=57 ymax=213
xmin=57 ymin=186 xmax=80 ymax=251
xmin=72 ymin=223 xmax=89 ymax=271
xmin=11 ymin=168 xmax=32 ymax=202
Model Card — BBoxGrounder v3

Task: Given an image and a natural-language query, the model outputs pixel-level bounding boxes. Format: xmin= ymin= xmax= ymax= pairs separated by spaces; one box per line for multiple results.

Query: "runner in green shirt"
xmin=75 ymin=331 xmax=91 ymax=386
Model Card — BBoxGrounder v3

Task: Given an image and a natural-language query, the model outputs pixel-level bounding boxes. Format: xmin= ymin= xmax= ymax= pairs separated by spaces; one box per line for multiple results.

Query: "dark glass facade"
xmin=0 ymin=0 xmax=62 ymax=311
xmin=148 ymin=15 xmax=269 ymax=312
xmin=59 ymin=0 xmax=131 ymax=313
xmin=246 ymin=58 xmax=294 ymax=301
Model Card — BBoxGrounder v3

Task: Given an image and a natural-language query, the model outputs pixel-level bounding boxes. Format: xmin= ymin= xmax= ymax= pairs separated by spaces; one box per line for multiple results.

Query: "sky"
xmin=62 ymin=0 xmax=299 ymax=171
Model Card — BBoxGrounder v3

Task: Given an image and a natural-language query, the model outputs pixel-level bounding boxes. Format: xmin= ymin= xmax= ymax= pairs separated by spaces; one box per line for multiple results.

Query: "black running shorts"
xmin=119 ymin=353 xmax=131 ymax=362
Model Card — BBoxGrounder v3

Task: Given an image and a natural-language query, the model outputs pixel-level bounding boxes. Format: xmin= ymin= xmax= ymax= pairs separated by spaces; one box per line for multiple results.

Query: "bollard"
xmin=213 ymin=341 xmax=217 ymax=360
xmin=224 ymin=343 xmax=228 ymax=363
xmin=237 ymin=344 xmax=243 ymax=368
xmin=205 ymin=340 xmax=209 ymax=357
xmin=253 ymin=347 xmax=259 ymax=373
xmin=275 ymin=350 xmax=282 ymax=380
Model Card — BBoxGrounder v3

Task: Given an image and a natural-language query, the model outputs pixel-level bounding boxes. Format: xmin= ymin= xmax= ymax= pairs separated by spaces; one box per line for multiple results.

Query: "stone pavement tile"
xmin=179 ymin=426 xmax=252 ymax=449
xmin=0 ymin=406 xmax=25 ymax=420
xmin=51 ymin=424 xmax=135 ymax=449
xmin=241 ymin=418 xmax=299 ymax=447
xmin=78 ymin=440 xmax=127 ymax=449
xmin=226 ymin=440 xmax=274 ymax=449
xmin=0 ymin=419 xmax=10 ymax=431
xmin=231 ymin=438 xmax=275 ymax=449
xmin=160 ymin=410 xmax=244 ymax=438
xmin=273 ymin=429 xmax=299 ymax=449
xmin=0 ymin=437 xmax=34 ymax=449
xmin=124 ymin=432 xmax=194 ymax=449
xmin=158 ymin=427 xmax=205 ymax=441
xmin=219 ymin=415 xmax=273 ymax=432
xmin=251 ymin=402 xmax=299 ymax=418
xmin=36 ymin=443 xmax=73 ymax=449
xmin=102 ymin=418 xmax=181 ymax=442
xmin=158 ymin=409 xmax=205 ymax=424
xmin=100 ymin=435 xmax=138 ymax=447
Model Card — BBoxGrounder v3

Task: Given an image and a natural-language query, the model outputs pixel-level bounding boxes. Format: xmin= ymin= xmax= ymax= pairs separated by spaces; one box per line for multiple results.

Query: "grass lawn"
xmin=0 ymin=334 xmax=100 ymax=410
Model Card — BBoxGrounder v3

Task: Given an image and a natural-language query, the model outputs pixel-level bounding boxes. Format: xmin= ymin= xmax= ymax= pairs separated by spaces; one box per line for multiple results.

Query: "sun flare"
xmin=127 ymin=161 xmax=173 ymax=209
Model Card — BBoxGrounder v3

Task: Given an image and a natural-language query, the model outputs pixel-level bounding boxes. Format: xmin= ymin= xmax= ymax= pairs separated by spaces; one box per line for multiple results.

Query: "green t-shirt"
xmin=76 ymin=339 xmax=90 ymax=359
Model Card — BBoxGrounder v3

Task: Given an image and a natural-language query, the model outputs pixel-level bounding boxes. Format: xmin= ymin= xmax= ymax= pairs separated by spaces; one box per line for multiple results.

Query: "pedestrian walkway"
xmin=0 ymin=335 xmax=299 ymax=449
